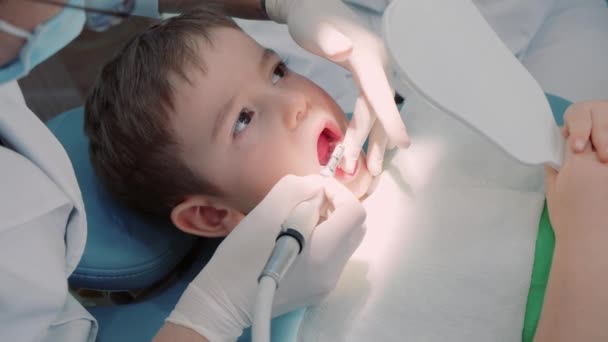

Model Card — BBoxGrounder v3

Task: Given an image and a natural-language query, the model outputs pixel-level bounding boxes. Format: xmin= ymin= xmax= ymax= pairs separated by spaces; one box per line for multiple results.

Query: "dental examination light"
xmin=252 ymin=145 xmax=345 ymax=342
xmin=384 ymin=0 xmax=565 ymax=169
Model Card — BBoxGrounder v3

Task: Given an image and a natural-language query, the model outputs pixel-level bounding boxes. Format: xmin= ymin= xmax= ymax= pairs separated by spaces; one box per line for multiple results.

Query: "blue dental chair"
xmin=47 ymin=94 xmax=571 ymax=341
xmin=47 ymin=107 xmax=304 ymax=342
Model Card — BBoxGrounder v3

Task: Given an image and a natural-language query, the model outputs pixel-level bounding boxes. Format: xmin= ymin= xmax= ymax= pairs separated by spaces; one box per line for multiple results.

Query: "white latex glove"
xmin=166 ymin=174 xmax=366 ymax=341
xmin=265 ymin=0 xmax=410 ymax=176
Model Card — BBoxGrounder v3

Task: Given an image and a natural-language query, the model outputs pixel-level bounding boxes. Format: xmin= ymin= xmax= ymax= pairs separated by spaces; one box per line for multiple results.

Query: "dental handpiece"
xmin=320 ymin=144 xmax=345 ymax=177
xmin=253 ymin=144 xmax=346 ymax=342
xmin=259 ymin=143 xmax=346 ymax=283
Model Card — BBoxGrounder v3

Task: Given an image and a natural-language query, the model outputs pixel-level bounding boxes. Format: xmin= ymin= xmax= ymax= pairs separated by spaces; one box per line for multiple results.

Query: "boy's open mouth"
xmin=317 ymin=125 xmax=342 ymax=166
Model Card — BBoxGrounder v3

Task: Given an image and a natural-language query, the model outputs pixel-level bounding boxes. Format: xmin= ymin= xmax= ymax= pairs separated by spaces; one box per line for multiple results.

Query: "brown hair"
xmin=84 ymin=8 xmax=239 ymax=218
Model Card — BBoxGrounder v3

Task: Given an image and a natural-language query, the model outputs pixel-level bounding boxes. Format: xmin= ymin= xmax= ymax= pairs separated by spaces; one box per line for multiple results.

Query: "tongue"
xmin=317 ymin=133 xmax=331 ymax=165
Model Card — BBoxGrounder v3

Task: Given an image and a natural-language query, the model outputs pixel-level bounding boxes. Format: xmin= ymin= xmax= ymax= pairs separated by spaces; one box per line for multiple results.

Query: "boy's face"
xmin=171 ymin=28 xmax=371 ymax=214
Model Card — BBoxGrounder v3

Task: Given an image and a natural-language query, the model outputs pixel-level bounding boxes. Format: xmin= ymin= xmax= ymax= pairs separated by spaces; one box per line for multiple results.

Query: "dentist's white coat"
xmin=0 ymin=81 xmax=96 ymax=342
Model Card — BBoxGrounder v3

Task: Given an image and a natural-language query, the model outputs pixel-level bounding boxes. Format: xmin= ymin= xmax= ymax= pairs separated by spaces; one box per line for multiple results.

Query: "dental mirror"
xmin=383 ymin=0 xmax=565 ymax=168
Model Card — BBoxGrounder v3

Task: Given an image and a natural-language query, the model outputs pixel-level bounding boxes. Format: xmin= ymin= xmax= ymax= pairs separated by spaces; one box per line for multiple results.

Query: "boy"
xmin=85 ymin=9 xmax=373 ymax=238
xmin=85 ymin=8 xmax=608 ymax=342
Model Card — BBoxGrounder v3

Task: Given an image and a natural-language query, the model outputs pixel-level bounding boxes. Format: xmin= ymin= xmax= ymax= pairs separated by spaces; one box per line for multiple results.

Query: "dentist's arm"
xmin=154 ymin=175 xmax=366 ymax=342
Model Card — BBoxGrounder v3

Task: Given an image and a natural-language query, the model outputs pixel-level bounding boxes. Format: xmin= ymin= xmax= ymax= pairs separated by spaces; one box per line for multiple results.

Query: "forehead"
xmin=190 ymin=27 xmax=263 ymax=90
xmin=205 ymin=27 xmax=262 ymax=63
xmin=175 ymin=26 xmax=264 ymax=107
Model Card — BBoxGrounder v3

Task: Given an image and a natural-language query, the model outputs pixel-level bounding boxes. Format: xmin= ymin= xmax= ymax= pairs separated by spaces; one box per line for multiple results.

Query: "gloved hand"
xmin=166 ymin=174 xmax=366 ymax=341
xmin=265 ymin=0 xmax=410 ymax=176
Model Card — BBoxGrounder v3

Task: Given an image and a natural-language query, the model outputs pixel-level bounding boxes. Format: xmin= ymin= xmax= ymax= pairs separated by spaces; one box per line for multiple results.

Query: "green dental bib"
xmin=522 ymin=201 xmax=555 ymax=342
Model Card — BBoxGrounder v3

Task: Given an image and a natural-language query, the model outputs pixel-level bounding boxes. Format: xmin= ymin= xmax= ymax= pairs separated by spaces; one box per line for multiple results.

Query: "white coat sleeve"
xmin=0 ymin=148 xmax=96 ymax=342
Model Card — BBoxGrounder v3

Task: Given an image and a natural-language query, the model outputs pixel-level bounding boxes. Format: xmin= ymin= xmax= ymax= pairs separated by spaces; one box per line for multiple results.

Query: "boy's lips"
xmin=316 ymin=121 xmax=359 ymax=179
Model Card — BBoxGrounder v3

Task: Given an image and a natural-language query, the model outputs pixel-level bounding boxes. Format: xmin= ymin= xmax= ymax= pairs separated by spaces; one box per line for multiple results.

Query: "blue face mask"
xmin=0 ymin=0 xmax=85 ymax=84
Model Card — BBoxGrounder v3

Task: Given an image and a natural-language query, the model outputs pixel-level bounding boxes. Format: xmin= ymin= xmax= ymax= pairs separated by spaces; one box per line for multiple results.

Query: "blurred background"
xmin=18 ymin=16 xmax=158 ymax=122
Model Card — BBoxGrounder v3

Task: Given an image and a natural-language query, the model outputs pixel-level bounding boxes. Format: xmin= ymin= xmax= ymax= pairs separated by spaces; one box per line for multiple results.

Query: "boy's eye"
xmin=233 ymin=108 xmax=254 ymax=136
xmin=271 ymin=61 xmax=288 ymax=85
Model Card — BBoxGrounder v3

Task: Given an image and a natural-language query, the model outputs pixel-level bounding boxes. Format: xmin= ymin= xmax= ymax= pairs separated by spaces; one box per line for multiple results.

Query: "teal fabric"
xmin=543 ymin=93 xmax=570 ymax=126
xmin=47 ymin=107 xmax=197 ymax=291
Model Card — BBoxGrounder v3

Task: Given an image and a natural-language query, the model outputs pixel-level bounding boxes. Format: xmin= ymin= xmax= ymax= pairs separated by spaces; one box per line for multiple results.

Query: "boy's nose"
xmin=281 ymin=92 xmax=309 ymax=130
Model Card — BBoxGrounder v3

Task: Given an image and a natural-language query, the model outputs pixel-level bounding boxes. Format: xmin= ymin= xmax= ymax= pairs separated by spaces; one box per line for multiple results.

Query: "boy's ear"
xmin=171 ymin=196 xmax=244 ymax=238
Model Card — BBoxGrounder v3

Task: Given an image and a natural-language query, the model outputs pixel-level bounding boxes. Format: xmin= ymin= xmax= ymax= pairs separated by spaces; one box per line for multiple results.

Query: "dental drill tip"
xmin=320 ymin=168 xmax=333 ymax=177
xmin=321 ymin=144 xmax=345 ymax=177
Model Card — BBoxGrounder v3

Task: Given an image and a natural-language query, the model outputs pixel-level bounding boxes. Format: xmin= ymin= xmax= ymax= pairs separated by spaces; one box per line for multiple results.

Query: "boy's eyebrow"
xmin=211 ymin=48 xmax=277 ymax=141
xmin=260 ymin=48 xmax=277 ymax=70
